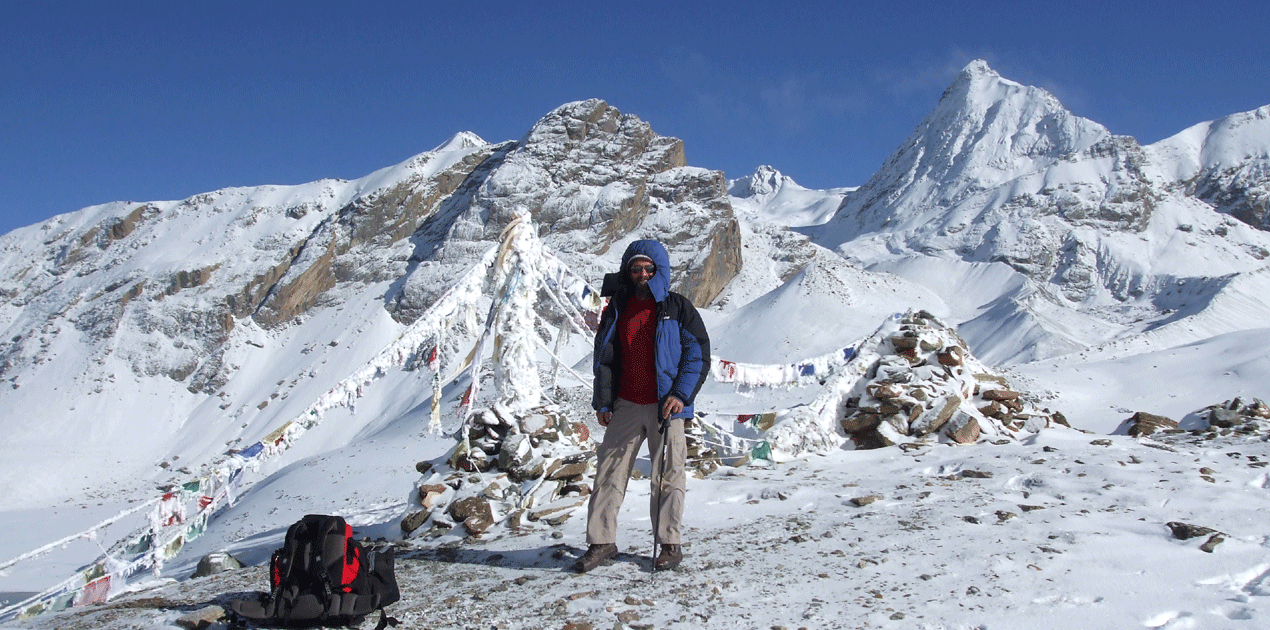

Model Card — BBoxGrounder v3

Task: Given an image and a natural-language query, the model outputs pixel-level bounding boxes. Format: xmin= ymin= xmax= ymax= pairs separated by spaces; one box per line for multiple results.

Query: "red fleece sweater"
xmin=616 ymin=295 xmax=657 ymax=404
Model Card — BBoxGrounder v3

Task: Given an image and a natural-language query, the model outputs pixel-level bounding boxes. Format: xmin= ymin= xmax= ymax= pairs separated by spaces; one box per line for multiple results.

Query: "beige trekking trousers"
xmin=586 ymin=397 xmax=687 ymax=545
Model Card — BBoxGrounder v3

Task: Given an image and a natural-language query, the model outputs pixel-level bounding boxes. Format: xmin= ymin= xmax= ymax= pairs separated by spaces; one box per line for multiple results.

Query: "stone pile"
xmin=684 ymin=420 xmax=723 ymax=477
xmin=401 ymin=404 xmax=596 ymax=538
xmin=839 ymin=311 xmax=1067 ymax=449
xmin=1128 ymin=397 xmax=1270 ymax=439
xmin=1203 ymin=397 xmax=1270 ymax=432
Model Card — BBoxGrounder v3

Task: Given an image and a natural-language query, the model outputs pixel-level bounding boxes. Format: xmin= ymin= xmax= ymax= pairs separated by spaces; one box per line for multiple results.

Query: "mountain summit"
xmin=822 ymin=60 xmax=1113 ymax=240
xmin=808 ymin=60 xmax=1270 ymax=364
xmin=0 ymin=99 xmax=742 ymax=512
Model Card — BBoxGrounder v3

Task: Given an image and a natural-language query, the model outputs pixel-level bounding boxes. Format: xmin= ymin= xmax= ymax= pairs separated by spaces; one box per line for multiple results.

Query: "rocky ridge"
xmin=0 ymin=100 xmax=741 ymax=402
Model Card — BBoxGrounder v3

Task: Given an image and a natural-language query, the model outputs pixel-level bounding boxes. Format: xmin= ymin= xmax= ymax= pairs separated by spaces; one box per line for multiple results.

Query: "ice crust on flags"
xmin=712 ymin=345 xmax=859 ymax=389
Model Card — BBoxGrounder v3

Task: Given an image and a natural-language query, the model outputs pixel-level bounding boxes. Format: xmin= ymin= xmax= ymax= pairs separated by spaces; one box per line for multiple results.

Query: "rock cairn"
xmin=401 ymin=405 xmax=596 ymax=538
xmin=839 ymin=311 xmax=1067 ymax=449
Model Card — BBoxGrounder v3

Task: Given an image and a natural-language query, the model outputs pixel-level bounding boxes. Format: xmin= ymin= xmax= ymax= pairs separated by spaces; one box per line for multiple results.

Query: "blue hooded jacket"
xmin=592 ymin=240 xmax=711 ymax=419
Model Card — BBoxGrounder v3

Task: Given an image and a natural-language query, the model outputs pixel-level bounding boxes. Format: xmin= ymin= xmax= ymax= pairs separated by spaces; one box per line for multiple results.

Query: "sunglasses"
xmin=628 ymin=263 xmax=657 ymax=275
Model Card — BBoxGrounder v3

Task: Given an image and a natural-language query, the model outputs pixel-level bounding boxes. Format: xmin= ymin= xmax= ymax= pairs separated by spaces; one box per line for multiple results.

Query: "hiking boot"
xmin=573 ymin=543 xmax=618 ymax=573
xmin=654 ymin=544 xmax=682 ymax=571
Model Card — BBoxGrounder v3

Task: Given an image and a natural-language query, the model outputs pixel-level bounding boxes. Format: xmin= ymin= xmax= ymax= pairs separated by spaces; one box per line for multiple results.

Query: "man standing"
xmin=575 ymin=239 xmax=710 ymax=573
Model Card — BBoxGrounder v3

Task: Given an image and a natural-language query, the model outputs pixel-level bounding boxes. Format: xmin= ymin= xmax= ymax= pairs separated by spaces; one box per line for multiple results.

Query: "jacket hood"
xmin=620 ymin=239 xmax=672 ymax=302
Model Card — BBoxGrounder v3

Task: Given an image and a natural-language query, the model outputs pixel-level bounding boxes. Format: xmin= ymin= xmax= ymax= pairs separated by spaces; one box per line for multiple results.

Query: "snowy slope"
xmin=0 ymin=134 xmax=492 ymax=507
xmin=16 ymin=424 xmax=1270 ymax=630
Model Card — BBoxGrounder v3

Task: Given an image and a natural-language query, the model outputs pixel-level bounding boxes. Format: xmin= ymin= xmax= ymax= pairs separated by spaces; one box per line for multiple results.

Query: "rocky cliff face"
xmin=0 ymin=133 xmax=499 ymax=397
xmin=1157 ymin=105 xmax=1270 ymax=231
xmin=388 ymin=99 xmax=740 ymax=324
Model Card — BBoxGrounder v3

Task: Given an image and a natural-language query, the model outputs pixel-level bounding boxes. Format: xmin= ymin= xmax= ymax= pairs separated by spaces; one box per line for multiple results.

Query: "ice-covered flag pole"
xmin=489 ymin=212 xmax=545 ymax=412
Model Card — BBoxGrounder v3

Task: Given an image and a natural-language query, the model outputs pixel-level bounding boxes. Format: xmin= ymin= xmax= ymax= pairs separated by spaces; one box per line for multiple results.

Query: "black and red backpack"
xmin=230 ymin=514 xmax=399 ymax=628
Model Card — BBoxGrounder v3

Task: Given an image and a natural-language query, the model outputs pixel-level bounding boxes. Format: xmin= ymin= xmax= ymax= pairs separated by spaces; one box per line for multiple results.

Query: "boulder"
xmin=497 ymin=434 xmax=534 ymax=471
xmin=560 ymin=480 xmax=591 ymax=497
xmin=890 ymin=336 xmax=920 ymax=352
xmin=911 ymin=396 xmax=961 ymax=436
xmin=1200 ymin=534 xmax=1226 ymax=553
xmin=852 ymin=426 xmax=898 ymax=450
xmin=841 ymin=410 xmax=882 ymax=433
xmin=878 ymin=401 xmax=905 ymax=415
xmin=401 ymin=510 xmax=430 ymax=535
xmin=884 ymin=413 xmax=910 ymax=434
xmin=866 ymin=383 xmax=905 ymax=399
xmin=450 ymin=497 xmax=494 ymax=536
xmin=545 ymin=452 xmax=594 ymax=480
xmin=418 ymin=483 xmax=449 ymax=508
xmin=1209 ymin=408 xmax=1241 ymax=429
xmin=937 ymin=346 xmax=964 ymax=366
xmin=1247 ymin=398 xmax=1270 ymax=419
xmin=450 ymin=441 xmax=491 ymax=472
xmin=1126 ymin=411 xmax=1178 ymax=437
xmin=528 ymin=497 xmax=588 ymax=522
xmin=691 ymin=457 xmax=720 ymax=478
xmin=507 ymin=458 xmax=546 ymax=483
xmin=175 ymin=605 xmax=226 ymax=630
xmin=191 ymin=552 xmax=241 ymax=578
xmin=945 ymin=412 xmax=981 ymax=444
xmin=518 ymin=412 xmax=555 ymax=437
xmin=482 ymin=481 xmax=505 ymax=501
xmin=978 ymin=401 xmax=1007 ymax=419
xmin=547 ymin=460 xmax=589 ymax=481
xmin=981 ymin=389 xmax=1020 ymax=402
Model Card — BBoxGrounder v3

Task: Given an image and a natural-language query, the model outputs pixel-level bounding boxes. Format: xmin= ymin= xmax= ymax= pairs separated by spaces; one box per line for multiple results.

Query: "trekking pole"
xmin=653 ymin=414 xmax=671 ymax=579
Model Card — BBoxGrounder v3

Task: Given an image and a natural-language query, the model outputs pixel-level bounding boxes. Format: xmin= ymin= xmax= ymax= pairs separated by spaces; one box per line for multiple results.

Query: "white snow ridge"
xmin=2 ymin=61 xmax=1270 ymax=629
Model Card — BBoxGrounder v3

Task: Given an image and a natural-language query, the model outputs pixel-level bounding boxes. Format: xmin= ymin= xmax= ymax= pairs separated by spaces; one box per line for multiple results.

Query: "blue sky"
xmin=2 ymin=1 xmax=1268 ymax=236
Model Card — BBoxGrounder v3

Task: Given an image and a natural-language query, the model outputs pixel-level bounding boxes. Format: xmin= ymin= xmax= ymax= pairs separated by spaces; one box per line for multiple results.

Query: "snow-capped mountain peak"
xmin=727 ymin=164 xmax=787 ymax=198
xmin=433 ymin=131 xmax=488 ymax=153
xmin=808 ymin=60 xmax=1270 ymax=368
xmin=864 ymin=60 xmax=1111 ymax=210
xmin=727 ymin=165 xmax=853 ymax=228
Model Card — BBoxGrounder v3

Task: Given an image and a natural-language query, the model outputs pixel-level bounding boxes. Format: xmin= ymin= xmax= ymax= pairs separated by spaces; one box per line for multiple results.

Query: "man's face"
xmin=628 ymin=260 xmax=656 ymax=290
